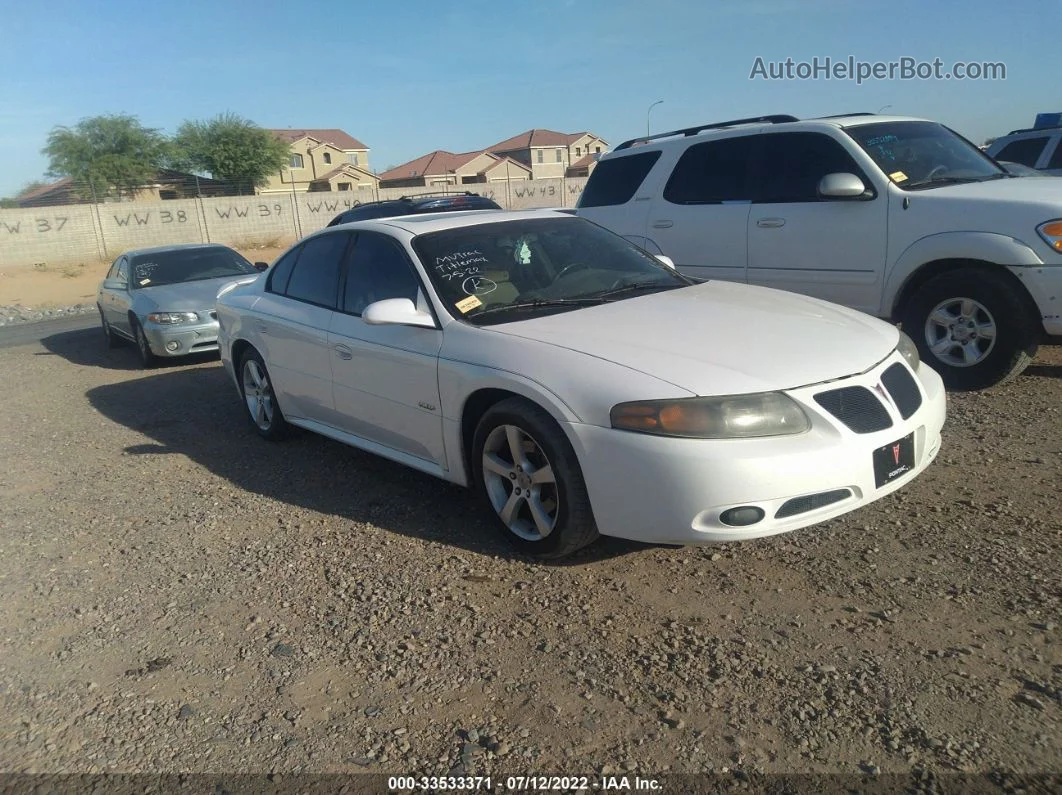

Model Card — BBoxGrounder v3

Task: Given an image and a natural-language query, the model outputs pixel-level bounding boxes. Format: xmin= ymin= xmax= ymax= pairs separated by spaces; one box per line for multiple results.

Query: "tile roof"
xmin=488 ymin=129 xmax=575 ymax=151
xmin=569 ymin=153 xmax=598 ymax=169
xmin=17 ymin=177 xmax=73 ymax=201
xmin=269 ymin=128 xmax=368 ymax=150
xmin=377 ymin=150 xmax=493 ymax=181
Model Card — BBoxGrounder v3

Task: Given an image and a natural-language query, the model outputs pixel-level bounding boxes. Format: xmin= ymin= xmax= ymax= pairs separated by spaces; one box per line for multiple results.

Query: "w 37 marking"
xmin=0 ymin=217 xmax=68 ymax=234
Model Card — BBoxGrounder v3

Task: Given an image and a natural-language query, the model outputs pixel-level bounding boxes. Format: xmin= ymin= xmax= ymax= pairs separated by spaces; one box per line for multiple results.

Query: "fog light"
xmin=165 ymin=340 xmax=180 ymax=352
xmin=719 ymin=506 xmax=765 ymax=527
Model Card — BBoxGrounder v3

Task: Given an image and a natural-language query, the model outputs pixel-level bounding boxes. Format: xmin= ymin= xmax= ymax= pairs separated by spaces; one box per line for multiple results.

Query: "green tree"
xmin=173 ymin=113 xmax=291 ymax=193
xmin=42 ymin=115 xmax=169 ymax=200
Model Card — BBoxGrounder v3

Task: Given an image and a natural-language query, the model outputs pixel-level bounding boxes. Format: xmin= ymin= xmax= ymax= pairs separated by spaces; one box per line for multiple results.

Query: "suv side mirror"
xmin=655 ymin=254 xmax=676 ymax=269
xmin=818 ymin=173 xmax=870 ymax=200
xmin=254 ymin=261 xmax=269 ymax=272
xmin=362 ymin=298 xmax=436 ymax=329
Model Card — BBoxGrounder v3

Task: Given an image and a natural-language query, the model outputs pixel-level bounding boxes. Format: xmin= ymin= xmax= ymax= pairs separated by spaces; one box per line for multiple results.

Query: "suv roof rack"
xmin=817 ymin=112 xmax=876 ymax=119
xmin=1005 ymin=125 xmax=1062 ymax=135
xmin=614 ymin=114 xmax=799 ymax=150
xmin=398 ymin=191 xmax=481 ymax=201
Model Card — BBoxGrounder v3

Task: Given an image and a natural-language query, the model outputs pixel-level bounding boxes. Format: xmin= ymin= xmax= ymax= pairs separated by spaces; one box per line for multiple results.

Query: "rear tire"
xmin=472 ymin=397 xmax=598 ymax=559
xmin=901 ymin=268 xmax=1038 ymax=390
xmin=99 ymin=307 xmax=120 ymax=348
xmin=239 ymin=348 xmax=288 ymax=441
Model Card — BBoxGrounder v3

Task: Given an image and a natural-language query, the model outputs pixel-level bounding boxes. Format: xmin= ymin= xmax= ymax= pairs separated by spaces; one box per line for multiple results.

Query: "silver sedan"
xmin=96 ymin=244 xmax=266 ymax=367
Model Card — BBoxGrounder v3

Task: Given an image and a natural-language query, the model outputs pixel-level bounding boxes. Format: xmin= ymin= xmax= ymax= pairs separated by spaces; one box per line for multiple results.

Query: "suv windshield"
xmin=847 ymin=121 xmax=1006 ymax=189
xmin=412 ymin=217 xmax=691 ymax=325
xmin=130 ymin=248 xmax=257 ymax=288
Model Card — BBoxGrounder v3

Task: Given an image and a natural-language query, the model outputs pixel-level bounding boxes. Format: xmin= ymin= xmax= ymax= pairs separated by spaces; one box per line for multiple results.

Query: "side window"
xmin=115 ymin=257 xmax=128 ymax=281
xmin=994 ymin=137 xmax=1049 ymax=168
xmin=106 ymin=257 xmax=122 ymax=280
xmin=1048 ymin=138 xmax=1062 ymax=170
xmin=266 ymin=246 xmax=302 ymax=295
xmin=578 ymin=151 xmax=662 ymax=208
xmin=663 ymin=137 xmax=754 ymax=204
xmin=342 ymin=232 xmax=421 ymax=316
xmin=756 ymin=132 xmax=870 ymax=203
xmin=284 ymin=232 xmax=350 ymax=308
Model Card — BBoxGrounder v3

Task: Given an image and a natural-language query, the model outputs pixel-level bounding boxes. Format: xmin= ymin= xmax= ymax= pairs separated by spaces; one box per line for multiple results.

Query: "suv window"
xmin=283 ymin=232 xmax=351 ymax=308
xmin=994 ymin=137 xmax=1049 ymax=168
xmin=663 ymin=136 xmax=754 ymax=204
xmin=579 ymin=151 xmax=661 ymax=207
xmin=756 ymin=132 xmax=869 ymax=203
xmin=342 ymin=232 xmax=421 ymax=316
xmin=1049 ymin=138 xmax=1062 ymax=170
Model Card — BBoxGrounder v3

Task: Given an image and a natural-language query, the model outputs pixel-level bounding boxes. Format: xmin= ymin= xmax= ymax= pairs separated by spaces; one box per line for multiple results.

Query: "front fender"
xmin=886 ymin=231 xmax=1043 ymax=314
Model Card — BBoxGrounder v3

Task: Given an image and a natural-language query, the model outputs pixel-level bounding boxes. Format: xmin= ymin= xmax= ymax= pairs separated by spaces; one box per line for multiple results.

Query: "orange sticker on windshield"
xmin=889 ymin=171 xmax=908 ymax=183
xmin=456 ymin=295 xmax=482 ymax=313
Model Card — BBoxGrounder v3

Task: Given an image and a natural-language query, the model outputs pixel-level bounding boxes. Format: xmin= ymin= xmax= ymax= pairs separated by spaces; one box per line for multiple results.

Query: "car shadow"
xmin=86 ymin=366 xmax=649 ymax=565
xmin=1024 ymin=363 xmax=1061 ymax=379
xmin=40 ymin=327 xmax=219 ymax=371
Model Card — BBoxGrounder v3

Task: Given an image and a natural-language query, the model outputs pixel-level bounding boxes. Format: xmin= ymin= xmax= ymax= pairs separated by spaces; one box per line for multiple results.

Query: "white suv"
xmin=985 ymin=125 xmax=1062 ymax=176
xmin=577 ymin=113 xmax=1062 ymax=390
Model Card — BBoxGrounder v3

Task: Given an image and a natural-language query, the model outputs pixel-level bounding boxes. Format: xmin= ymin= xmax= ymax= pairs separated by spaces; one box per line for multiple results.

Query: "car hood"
xmin=915 ymin=175 xmax=1062 ymax=204
xmin=133 ymin=277 xmax=252 ymax=313
xmin=488 ymin=281 xmax=899 ymax=394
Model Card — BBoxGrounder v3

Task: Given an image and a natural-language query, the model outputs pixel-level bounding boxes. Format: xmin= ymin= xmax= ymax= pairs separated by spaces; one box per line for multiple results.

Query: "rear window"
xmin=994 ymin=137 xmax=1050 ymax=168
xmin=578 ymin=151 xmax=661 ymax=207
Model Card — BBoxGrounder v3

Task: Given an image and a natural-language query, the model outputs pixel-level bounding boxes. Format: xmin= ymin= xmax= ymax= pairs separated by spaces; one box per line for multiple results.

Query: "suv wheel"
xmin=902 ymin=268 xmax=1038 ymax=390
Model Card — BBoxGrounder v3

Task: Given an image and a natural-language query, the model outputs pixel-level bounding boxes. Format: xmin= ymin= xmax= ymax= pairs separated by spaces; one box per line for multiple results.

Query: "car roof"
xmin=324 ymin=208 xmax=574 ymax=237
xmin=121 ymin=243 xmax=234 ymax=258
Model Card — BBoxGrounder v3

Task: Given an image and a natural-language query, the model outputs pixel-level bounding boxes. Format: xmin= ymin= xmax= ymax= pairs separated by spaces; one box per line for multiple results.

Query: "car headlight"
xmin=1037 ymin=219 xmax=1062 ymax=253
xmin=610 ymin=393 xmax=810 ymax=438
xmin=147 ymin=312 xmax=200 ymax=324
xmin=896 ymin=330 xmax=920 ymax=370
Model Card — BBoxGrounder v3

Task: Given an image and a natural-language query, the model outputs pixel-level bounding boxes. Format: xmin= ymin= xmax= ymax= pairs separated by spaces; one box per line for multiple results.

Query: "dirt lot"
xmin=0 ymin=328 xmax=1059 ymax=790
xmin=0 ymin=245 xmax=287 ymax=309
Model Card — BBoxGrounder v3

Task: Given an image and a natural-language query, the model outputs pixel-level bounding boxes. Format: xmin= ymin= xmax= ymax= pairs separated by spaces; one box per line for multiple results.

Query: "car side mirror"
xmin=254 ymin=261 xmax=269 ymax=272
xmin=818 ymin=172 xmax=870 ymax=199
xmin=362 ymin=298 xmax=436 ymax=328
xmin=655 ymin=254 xmax=676 ymax=269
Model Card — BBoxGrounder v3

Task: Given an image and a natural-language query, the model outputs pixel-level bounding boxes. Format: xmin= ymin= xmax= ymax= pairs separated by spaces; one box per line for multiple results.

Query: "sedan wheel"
xmin=473 ymin=397 xmax=598 ymax=558
xmin=132 ymin=320 xmax=156 ymax=368
xmin=482 ymin=424 xmax=559 ymax=541
xmin=240 ymin=350 xmax=287 ymax=440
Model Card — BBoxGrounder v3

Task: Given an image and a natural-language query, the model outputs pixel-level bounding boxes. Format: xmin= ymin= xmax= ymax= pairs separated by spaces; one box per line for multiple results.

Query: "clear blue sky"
xmin=0 ymin=0 xmax=1056 ymax=196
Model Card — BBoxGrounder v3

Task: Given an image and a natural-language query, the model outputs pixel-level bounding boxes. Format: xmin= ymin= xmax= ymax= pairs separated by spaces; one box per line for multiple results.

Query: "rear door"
xmin=746 ymin=131 xmax=887 ymax=314
xmin=251 ymin=232 xmax=350 ymax=426
xmin=643 ymin=135 xmax=755 ymax=283
xmin=329 ymin=232 xmax=445 ymax=466
xmin=576 ymin=149 xmax=662 ymax=252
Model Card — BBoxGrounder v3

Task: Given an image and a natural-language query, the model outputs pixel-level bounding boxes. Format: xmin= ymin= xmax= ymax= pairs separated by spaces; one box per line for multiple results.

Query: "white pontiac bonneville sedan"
xmin=216 ymin=210 xmax=946 ymax=558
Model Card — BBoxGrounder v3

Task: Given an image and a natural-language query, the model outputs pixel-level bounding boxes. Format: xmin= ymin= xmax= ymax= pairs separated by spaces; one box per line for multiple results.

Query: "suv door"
xmin=576 ymin=150 xmax=662 ymax=252
xmin=645 ymin=135 xmax=755 ymax=283
xmin=746 ymin=131 xmax=887 ymax=315
xmin=329 ymin=231 xmax=445 ymax=467
xmin=252 ymin=232 xmax=349 ymax=425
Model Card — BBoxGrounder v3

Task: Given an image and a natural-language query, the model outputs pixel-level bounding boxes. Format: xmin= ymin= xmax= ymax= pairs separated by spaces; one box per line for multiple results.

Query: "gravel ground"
xmin=0 ymin=328 xmax=1058 ymax=791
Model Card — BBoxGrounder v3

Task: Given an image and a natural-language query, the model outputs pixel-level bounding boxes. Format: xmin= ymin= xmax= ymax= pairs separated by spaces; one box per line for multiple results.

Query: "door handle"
xmin=756 ymin=218 xmax=786 ymax=228
xmin=651 ymin=220 xmax=674 ymax=229
xmin=334 ymin=344 xmax=353 ymax=360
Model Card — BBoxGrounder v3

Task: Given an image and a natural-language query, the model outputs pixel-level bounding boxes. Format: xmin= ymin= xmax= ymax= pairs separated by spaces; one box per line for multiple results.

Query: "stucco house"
xmin=486 ymin=129 xmax=609 ymax=180
xmin=260 ymin=129 xmax=378 ymax=194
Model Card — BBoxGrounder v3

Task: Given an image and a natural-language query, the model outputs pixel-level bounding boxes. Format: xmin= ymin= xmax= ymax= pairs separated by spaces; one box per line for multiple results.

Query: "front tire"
xmin=131 ymin=318 xmax=157 ymax=368
xmin=472 ymin=397 xmax=598 ymax=559
xmin=239 ymin=348 xmax=287 ymax=441
xmin=902 ymin=269 xmax=1038 ymax=390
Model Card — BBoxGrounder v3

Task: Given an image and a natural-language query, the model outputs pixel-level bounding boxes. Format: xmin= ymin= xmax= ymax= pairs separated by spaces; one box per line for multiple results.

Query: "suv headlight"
xmin=611 ymin=393 xmax=810 ymax=438
xmin=896 ymin=330 xmax=920 ymax=370
xmin=147 ymin=312 xmax=199 ymax=324
xmin=1036 ymin=220 xmax=1062 ymax=252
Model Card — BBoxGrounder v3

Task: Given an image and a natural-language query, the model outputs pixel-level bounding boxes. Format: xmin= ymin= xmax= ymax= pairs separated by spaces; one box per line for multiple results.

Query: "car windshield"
xmin=412 ymin=216 xmax=691 ymax=325
xmin=847 ymin=121 xmax=1006 ymax=189
xmin=130 ymin=248 xmax=257 ymax=288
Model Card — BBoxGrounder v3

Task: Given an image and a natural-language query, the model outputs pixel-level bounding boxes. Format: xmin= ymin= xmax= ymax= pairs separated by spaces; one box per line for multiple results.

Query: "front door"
xmin=746 ymin=131 xmax=887 ymax=315
xmin=329 ymin=231 xmax=445 ymax=466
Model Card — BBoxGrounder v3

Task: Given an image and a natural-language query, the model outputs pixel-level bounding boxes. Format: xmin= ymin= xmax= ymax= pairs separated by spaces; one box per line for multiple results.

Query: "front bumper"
xmin=566 ymin=355 xmax=946 ymax=545
xmin=1010 ymin=265 xmax=1062 ymax=336
xmin=142 ymin=318 xmax=220 ymax=357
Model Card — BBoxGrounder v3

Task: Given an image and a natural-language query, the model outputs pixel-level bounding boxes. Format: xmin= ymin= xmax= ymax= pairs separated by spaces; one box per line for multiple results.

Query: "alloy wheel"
xmin=481 ymin=424 xmax=559 ymax=541
xmin=924 ymin=297 xmax=997 ymax=367
xmin=242 ymin=359 xmax=275 ymax=431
